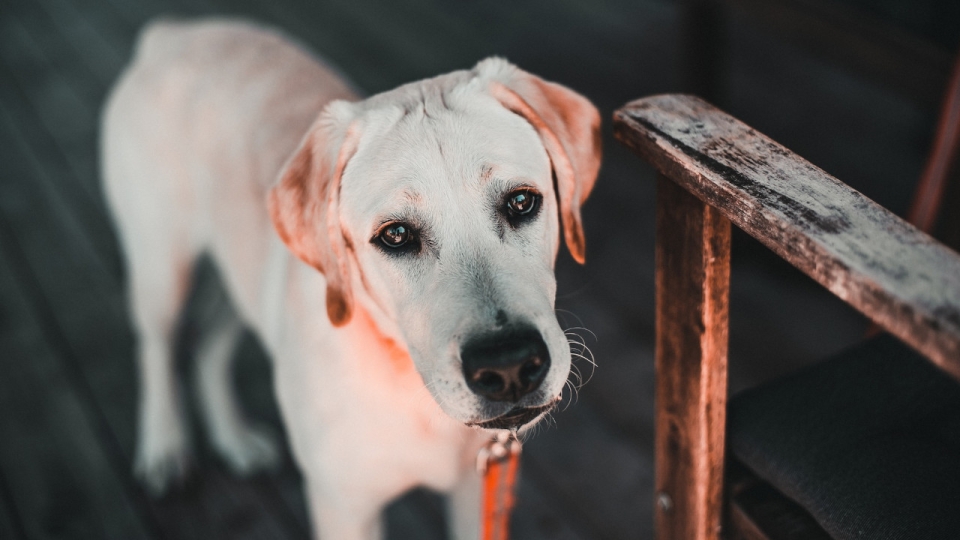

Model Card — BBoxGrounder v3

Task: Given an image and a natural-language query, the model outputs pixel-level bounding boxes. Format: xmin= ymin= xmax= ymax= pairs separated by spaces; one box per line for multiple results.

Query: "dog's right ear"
xmin=268 ymin=100 xmax=360 ymax=327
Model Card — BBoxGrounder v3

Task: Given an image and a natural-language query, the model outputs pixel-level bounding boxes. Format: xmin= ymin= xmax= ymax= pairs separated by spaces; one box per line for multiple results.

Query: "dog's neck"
xmin=269 ymin=246 xmax=468 ymax=442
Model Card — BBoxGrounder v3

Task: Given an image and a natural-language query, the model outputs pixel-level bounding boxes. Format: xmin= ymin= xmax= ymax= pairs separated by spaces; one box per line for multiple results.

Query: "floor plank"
xmin=0 ymin=228 xmax=154 ymax=540
xmin=0 ymin=23 xmax=122 ymax=279
xmin=0 ymin=8 xmax=102 ymax=189
xmin=0 ymin=468 xmax=28 ymax=540
xmin=31 ymin=0 xmax=127 ymax=82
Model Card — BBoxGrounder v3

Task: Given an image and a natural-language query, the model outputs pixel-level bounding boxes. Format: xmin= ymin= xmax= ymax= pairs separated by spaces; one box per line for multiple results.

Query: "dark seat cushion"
xmin=728 ymin=334 xmax=960 ymax=539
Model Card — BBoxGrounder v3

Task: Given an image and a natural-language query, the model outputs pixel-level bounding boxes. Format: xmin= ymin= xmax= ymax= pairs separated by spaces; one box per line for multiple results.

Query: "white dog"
xmin=101 ymin=18 xmax=600 ymax=540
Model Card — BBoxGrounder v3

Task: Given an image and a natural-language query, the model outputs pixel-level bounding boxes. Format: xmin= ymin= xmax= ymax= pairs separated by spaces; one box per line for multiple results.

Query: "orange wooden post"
xmin=653 ymin=175 xmax=731 ymax=540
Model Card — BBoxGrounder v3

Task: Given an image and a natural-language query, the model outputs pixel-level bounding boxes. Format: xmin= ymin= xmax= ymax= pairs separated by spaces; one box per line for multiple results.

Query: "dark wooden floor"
xmin=0 ymin=0 xmax=949 ymax=538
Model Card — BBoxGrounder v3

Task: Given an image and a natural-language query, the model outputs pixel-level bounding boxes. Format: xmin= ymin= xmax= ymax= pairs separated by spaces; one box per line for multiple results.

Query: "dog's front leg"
xmin=305 ymin=480 xmax=385 ymax=540
xmin=446 ymin=470 xmax=482 ymax=540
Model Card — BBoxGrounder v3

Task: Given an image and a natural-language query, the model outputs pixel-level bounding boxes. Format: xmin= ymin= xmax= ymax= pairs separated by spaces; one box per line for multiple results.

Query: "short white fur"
xmin=101 ymin=18 xmax=600 ymax=540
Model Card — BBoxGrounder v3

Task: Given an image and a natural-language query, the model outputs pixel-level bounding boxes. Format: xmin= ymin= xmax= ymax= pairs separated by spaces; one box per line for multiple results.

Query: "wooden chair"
xmin=612 ymin=94 xmax=960 ymax=539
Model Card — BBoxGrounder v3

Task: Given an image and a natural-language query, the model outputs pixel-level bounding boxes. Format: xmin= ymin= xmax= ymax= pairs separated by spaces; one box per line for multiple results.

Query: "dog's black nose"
xmin=461 ymin=327 xmax=550 ymax=402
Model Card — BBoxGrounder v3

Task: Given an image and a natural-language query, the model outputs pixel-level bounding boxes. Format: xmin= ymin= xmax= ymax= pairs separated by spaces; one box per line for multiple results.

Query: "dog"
xmin=101 ymin=18 xmax=600 ymax=540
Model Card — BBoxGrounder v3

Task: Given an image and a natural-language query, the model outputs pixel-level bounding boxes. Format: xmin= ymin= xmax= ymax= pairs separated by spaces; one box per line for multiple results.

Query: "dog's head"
xmin=269 ymin=58 xmax=600 ymax=430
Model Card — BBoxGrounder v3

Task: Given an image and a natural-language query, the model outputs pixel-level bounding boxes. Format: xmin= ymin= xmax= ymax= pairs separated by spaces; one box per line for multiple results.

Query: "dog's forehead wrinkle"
xmin=388 ymin=97 xmax=544 ymax=168
xmin=420 ymin=85 xmax=455 ymax=120
xmin=373 ymin=191 xmax=425 ymax=222
xmin=479 ymin=164 xmax=495 ymax=184
xmin=401 ymin=188 xmax=423 ymax=205
xmin=355 ymin=68 xmax=471 ymax=112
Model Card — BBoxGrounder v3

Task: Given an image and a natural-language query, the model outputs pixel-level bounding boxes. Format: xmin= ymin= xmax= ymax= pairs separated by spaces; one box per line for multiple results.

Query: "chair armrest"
xmin=614 ymin=94 xmax=960 ymax=380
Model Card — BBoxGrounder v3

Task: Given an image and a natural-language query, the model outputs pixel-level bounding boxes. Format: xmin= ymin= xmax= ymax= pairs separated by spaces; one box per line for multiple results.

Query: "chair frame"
xmin=613 ymin=94 xmax=960 ymax=540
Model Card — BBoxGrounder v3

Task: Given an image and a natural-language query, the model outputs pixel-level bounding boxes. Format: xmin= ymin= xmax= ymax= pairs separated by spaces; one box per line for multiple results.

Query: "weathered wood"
xmin=654 ymin=175 xmax=730 ymax=540
xmin=615 ymin=94 xmax=960 ymax=381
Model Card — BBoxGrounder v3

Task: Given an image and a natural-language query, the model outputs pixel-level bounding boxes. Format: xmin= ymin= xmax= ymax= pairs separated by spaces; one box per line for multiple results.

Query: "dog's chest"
xmin=270 ymin=305 xmax=485 ymax=491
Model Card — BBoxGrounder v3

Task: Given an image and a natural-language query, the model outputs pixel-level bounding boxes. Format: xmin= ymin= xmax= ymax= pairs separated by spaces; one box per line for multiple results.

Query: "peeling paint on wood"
xmin=614 ymin=94 xmax=960 ymax=381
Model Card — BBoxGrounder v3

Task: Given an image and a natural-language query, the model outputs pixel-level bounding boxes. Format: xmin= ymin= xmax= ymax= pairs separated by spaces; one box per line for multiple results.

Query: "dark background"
xmin=1 ymin=0 xmax=957 ymax=538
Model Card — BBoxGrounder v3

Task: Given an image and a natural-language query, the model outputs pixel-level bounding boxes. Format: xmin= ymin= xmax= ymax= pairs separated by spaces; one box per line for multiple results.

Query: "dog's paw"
xmin=133 ymin=438 xmax=192 ymax=497
xmin=214 ymin=423 xmax=281 ymax=477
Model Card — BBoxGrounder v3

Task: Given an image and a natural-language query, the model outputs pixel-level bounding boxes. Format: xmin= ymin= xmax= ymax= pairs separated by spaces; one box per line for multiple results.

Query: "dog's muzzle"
xmin=460 ymin=325 xmax=551 ymax=403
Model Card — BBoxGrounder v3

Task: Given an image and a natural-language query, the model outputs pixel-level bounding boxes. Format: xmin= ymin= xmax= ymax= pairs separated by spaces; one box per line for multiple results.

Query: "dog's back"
xmin=100 ymin=19 xmax=357 ymax=492
xmin=102 ymin=18 xmax=356 ymax=326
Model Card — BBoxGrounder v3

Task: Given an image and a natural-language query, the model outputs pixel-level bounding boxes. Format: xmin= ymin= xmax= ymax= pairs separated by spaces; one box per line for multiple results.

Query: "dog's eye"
xmin=503 ymin=189 xmax=541 ymax=226
xmin=507 ymin=191 xmax=535 ymax=214
xmin=379 ymin=223 xmax=411 ymax=248
xmin=372 ymin=221 xmax=423 ymax=256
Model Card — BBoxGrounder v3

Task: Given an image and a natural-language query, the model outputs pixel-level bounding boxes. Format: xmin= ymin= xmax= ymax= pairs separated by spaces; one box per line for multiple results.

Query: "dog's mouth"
xmin=469 ymin=401 xmax=557 ymax=430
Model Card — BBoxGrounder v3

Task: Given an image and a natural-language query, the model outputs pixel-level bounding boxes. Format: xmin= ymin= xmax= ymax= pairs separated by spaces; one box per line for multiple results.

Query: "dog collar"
xmin=477 ymin=431 xmax=522 ymax=540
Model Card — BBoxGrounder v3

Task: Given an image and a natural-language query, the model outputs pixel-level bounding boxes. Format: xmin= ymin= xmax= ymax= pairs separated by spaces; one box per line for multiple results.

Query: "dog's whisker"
xmin=572 ymin=374 xmax=585 ymax=397
xmin=532 ymin=414 xmax=547 ymax=438
xmin=579 ymin=343 xmax=598 ymax=371
xmin=567 ymin=335 xmax=596 ymax=366
xmin=542 ymin=412 xmax=557 ymax=432
xmin=565 ymin=370 xmax=582 ymax=404
xmin=570 ymin=351 xmax=597 ymax=387
xmin=562 ymin=324 xmax=597 ymax=341
xmin=570 ymin=351 xmax=597 ymax=369
xmin=554 ymin=308 xmax=585 ymax=329
xmin=569 ymin=364 xmax=584 ymax=387
xmin=565 ymin=335 xmax=587 ymax=355
xmin=569 ymin=349 xmax=591 ymax=364
xmin=563 ymin=327 xmax=590 ymax=338
xmin=565 ymin=334 xmax=587 ymax=351
xmin=569 ymin=344 xmax=588 ymax=362
xmin=562 ymin=379 xmax=578 ymax=410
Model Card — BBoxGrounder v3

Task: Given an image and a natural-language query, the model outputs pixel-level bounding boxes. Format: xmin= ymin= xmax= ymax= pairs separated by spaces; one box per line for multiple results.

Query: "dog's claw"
xmin=215 ymin=423 xmax=281 ymax=476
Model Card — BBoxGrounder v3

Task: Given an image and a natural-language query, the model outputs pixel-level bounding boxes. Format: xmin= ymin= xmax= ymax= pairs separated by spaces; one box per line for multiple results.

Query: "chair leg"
xmin=654 ymin=175 xmax=731 ymax=540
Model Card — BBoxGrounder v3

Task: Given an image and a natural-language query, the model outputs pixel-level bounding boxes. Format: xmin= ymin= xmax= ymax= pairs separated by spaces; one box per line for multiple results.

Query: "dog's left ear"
xmin=268 ymin=101 xmax=361 ymax=327
xmin=477 ymin=58 xmax=601 ymax=264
